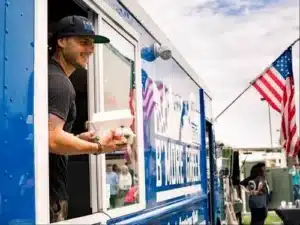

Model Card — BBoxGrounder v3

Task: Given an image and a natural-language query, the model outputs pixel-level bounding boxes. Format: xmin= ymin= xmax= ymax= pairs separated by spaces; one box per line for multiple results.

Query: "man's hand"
xmin=99 ymin=130 xmax=128 ymax=153
xmin=77 ymin=131 xmax=96 ymax=142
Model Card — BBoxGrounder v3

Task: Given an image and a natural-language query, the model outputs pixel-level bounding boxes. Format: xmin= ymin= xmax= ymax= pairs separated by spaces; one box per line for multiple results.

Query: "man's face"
xmin=58 ymin=36 xmax=95 ymax=68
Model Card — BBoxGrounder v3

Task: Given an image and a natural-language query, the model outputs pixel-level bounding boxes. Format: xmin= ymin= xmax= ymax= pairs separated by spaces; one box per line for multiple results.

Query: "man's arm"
xmin=48 ymin=113 xmax=98 ymax=155
xmin=48 ymin=75 xmax=127 ymax=155
xmin=48 ymin=74 xmax=99 ymax=155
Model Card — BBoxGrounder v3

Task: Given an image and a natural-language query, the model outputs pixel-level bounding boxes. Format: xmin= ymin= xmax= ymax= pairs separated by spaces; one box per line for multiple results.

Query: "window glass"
xmin=102 ymin=22 xmax=135 ymax=61
xmin=102 ymin=44 xmax=132 ymax=111
xmin=102 ymin=22 xmax=139 ymax=210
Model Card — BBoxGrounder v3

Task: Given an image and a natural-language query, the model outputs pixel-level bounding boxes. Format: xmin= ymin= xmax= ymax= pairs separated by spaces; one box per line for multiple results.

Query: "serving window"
xmin=46 ymin=0 xmax=145 ymax=224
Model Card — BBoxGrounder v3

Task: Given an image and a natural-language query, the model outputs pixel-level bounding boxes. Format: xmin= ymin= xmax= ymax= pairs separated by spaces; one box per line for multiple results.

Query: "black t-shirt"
xmin=48 ymin=59 xmax=76 ymax=200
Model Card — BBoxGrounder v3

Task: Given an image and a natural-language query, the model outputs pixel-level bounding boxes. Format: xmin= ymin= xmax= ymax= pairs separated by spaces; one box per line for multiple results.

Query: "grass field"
xmin=242 ymin=211 xmax=282 ymax=225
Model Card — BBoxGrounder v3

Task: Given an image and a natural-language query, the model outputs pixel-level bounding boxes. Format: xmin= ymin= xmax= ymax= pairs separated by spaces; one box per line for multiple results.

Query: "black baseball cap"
xmin=51 ymin=15 xmax=110 ymax=44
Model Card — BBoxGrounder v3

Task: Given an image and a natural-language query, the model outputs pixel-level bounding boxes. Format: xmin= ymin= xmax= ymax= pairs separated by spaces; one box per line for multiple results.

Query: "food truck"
xmin=0 ymin=0 xmax=222 ymax=224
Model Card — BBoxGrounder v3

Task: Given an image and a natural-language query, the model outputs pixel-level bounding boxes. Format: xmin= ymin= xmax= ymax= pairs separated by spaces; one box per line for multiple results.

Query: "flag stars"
xmin=272 ymin=48 xmax=293 ymax=79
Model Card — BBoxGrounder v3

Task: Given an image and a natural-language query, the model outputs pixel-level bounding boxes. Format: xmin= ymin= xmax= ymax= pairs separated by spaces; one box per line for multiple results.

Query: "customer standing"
xmin=289 ymin=164 xmax=300 ymax=201
xmin=241 ymin=163 xmax=268 ymax=225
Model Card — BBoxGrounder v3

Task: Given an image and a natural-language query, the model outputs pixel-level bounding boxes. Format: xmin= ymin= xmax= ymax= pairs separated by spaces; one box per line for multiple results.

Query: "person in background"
xmin=117 ymin=165 xmax=132 ymax=206
xmin=106 ymin=164 xmax=119 ymax=208
xmin=241 ymin=163 xmax=268 ymax=225
xmin=113 ymin=164 xmax=120 ymax=174
xmin=125 ymin=161 xmax=135 ymax=186
xmin=240 ymin=165 xmax=258 ymax=190
xmin=124 ymin=175 xmax=139 ymax=205
xmin=289 ymin=164 xmax=300 ymax=201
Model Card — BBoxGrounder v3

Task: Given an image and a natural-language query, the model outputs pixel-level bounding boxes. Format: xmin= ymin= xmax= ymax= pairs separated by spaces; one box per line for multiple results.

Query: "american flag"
xmin=252 ymin=47 xmax=299 ymax=157
xmin=141 ymin=70 xmax=166 ymax=120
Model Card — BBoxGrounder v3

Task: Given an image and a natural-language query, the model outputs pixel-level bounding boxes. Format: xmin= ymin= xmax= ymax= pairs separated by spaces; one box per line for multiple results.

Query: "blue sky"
xmin=138 ymin=0 xmax=299 ymax=148
xmin=195 ymin=0 xmax=283 ymax=16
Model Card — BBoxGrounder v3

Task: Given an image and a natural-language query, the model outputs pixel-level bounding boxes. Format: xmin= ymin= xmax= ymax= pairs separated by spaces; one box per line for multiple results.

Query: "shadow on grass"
xmin=242 ymin=211 xmax=282 ymax=225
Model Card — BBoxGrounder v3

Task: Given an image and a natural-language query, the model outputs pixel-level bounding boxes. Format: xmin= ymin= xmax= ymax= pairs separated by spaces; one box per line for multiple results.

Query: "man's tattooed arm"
xmin=48 ymin=113 xmax=98 ymax=155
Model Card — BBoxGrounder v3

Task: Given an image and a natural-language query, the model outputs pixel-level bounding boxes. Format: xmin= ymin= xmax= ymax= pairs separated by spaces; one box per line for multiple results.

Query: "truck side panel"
xmin=0 ymin=1 xmax=36 ymax=224
xmin=0 ymin=0 xmax=214 ymax=224
xmin=102 ymin=1 xmax=210 ymax=224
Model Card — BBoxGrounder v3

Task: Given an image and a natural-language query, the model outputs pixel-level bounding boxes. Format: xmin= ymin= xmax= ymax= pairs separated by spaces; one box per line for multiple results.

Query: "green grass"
xmin=242 ymin=211 xmax=282 ymax=225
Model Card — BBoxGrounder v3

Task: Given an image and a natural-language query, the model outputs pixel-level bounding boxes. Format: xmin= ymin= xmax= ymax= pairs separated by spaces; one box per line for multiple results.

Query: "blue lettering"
xmin=156 ymin=139 xmax=162 ymax=187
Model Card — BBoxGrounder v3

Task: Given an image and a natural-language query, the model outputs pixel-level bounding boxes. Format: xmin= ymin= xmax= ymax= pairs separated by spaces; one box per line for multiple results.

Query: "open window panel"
xmin=205 ymin=122 xmax=211 ymax=183
xmin=89 ymin=12 xmax=146 ymax=218
xmin=205 ymin=121 xmax=216 ymax=190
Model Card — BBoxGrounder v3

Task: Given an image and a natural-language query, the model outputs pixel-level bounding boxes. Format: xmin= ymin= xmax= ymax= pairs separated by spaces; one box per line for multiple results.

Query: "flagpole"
xmin=213 ymin=37 xmax=300 ymax=122
xmin=214 ymin=85 xmax=252 ymax=122
xmin=290 ymin=37 xmax=300 ymax=47
xmin=294 ymin=38 xmax=300 ymax=159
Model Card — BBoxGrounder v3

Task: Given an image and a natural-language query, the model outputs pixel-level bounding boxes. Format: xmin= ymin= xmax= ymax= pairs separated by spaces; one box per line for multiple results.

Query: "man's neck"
xmin=53 ymin=53 xmax=75 ymax=77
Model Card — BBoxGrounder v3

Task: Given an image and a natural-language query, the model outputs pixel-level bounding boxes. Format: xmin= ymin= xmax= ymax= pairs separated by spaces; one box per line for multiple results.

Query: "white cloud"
xmin=138 ymin=0 xmax=299 ymax=148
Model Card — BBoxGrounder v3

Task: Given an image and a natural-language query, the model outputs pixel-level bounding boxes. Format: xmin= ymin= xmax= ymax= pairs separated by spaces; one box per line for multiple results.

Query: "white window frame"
xmin=87 ymin=11 xmax=99 ymax=214
xmin=93 ymin=7 xmax=146 ymax=219
xmin=34 ymin=6 xmax=105 ymax=224
xmin=34 ymin=0 xmax=145 ymax=224
xmin=34 ymin=0 xmax=49 ymax=223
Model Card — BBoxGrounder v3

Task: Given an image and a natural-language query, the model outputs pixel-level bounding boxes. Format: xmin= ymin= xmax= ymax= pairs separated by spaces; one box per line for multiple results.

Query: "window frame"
xmin=93 ymin=11 xmax=146 ymax=218
xmin=34 ymin=0 xmax=49 ymax=223
xmin=87 ymin=11 xmax=100 ymax=214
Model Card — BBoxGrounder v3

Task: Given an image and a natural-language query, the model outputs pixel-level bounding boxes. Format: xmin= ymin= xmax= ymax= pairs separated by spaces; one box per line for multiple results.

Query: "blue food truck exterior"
xmin=0 ymin=0 xmax=222 ymax=224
